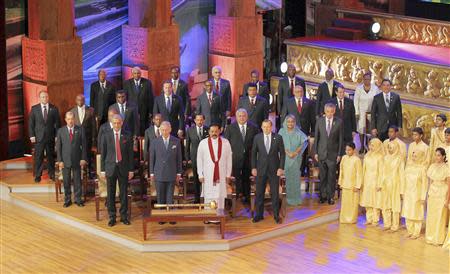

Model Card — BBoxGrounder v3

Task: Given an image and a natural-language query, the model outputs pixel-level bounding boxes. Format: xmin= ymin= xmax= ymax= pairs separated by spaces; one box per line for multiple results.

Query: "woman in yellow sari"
xmin=425 ymin=147 xmax=450 ymax=246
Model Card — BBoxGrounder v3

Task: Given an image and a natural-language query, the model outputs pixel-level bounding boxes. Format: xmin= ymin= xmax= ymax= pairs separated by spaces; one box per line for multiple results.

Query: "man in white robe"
xmin=197 ymin=123 xmax=232 ymax=210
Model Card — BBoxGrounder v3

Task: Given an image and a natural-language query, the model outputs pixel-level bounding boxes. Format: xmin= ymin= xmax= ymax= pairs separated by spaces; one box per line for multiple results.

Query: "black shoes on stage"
xmin=108 ymin=218 xmax=130 ymax=227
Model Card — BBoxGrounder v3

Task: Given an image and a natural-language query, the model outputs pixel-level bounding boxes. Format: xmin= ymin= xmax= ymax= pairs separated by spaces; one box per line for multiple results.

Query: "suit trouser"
xmin=192 ymin=164 xmax=201 ymax=203
xmin=378 ymin=130 xmax=388 ymax=141
xmin=255 ymin=173 xmax=280 ymax=218
xmin=382 ymin=209 xmax=400 ymax=230
xmin=106 ymin=165 xmax=129 ymax=219
xmin=301 ymin=143 xmax=309 ymax=177
xmin=62 ymin=166 xmax=82 ymax=203
xmin=34 ymin=140 xmax=55 ymax=178
xmin=318 ymin=159 xmax=337 ymax=200
xmin=156 ymin=181 xmax=175 ymax=204
xmin=365 ymin=207 xmax=380 ymax=224
xmin=232 ymin=165 xmax=251 ymax=198
xmin=406 ymin=219 xmax=422 ymax=237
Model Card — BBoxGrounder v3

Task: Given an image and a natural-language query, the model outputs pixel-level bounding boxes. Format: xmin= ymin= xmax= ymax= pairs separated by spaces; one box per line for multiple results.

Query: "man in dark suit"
xmin=237 ymin=83 xmax=269 ymax=128
xmin=100 ymin=114 xmax=134 ymax=226
xmin=242 ymin=69 xmax=270 ymax=104
xmin=170 ymin=66 xmax=191 ymax=119
xmin=196 ymin=81 xmax=224 ymax=127
xmin=149 ymin=121 xmax=182 ymax=223
xmin=277 ymin=64 xmax=306 ymax=115
xmin=71 ymin=94 xmax=96 ymax=172
xmin=211 ymin=66 xmax=232 ymax=119
xmin=56 ymin=111 xmax=88 ymax=207
xmin=330 ymin=85 xmax=357 ymax=146
xmin=314 ymin=103 xmax=343 ymax=205
xmin=90 ymin=69 xmax=116 ymax=126
xmin=29 ymin=91 xmax=61 ymax=182
xmin=371 ymin=79 xmax=403 ymax=141
xmin=97 ymin=108 xmax=117 ymax=153
xmin=316 ymin=68 xmax=341 ymax=117
xmin=123 ymin=66 xmax=154 ymax=136
xmin=224 ymin=109 xmax=259 ymax=203
xmin=251 ymin=119 xmax=285 ymax=224
xmin=153 ymin=81 xmax=185 ymax=137
xmin=185 ymin=113 xmax=209 ymax=203
xmin=109 ymin=90 xmax=139 ymax=138
xmin=143 ymin=113 xmax=162 ymax=161
xmin=281 ymin=85 xmax=316 ymax=136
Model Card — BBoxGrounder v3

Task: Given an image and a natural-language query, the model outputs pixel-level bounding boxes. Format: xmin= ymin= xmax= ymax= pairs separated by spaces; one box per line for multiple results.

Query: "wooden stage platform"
xmin=0 ymin=157 xmax=339 ymax=252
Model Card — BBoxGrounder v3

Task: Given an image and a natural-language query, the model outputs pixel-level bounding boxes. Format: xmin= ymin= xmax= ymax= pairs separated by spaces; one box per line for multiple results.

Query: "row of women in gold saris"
xmin=338 ymin=127 xmax=450 ymax=249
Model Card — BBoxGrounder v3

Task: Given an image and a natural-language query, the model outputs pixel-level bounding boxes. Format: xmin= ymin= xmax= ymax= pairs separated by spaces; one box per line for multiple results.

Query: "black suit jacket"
xmin=153 ymin=94 xmax=185 ymax=133
xmin=281 ymin=97 xmax=316 ymax=136
xmin=70 ymin=106 xmax=96 ymax=149
xmin=224 ymin=122 xmax=259 ymax=169
xmin=330 ymin=97 xmax=356 ymax=142
xmin=123 ymin=78 xmax=154 ymax=133
xmin=237 ymin=96 xmax=269 ymax=128
xmin=143 ymin=125 xmax=159 ymax=161
xmin=316 ymin=80 xmax=341 ymax=116
xmin=89 ymin=80 xmax=116 ymax=121
xmin=277 ymin=76 xmax=306 ymax=114
xmin=251 ymin=133 xmax=285 ymax=175
xmin=97 ymin=122 xmax=112 ymax=152
xmin=196 ymin=91 xmax=224 ymax=127
xmin=109 ymin=102 xmax=139 ymax=136
xmin=185 ymin=125 xmax=209 ymax=164
xmin=172 ymin=78 xmax=191 ymax=117
xmin=210 ymin=78 xmax=232 ymax=113
xmin=243 ymin=81 xmax=270 ymax=104
xmin=56 ymin=125 xmax=87 ymax=168
xmin=370 ymin=92 xmax=403 ymax=134
xmin=314 ymin=117 xmax=343 ymax=161
xmin=29 ymin=104 xmax=61 ymax=143
xmin=100 ymin=130 xmax=134 ymax=177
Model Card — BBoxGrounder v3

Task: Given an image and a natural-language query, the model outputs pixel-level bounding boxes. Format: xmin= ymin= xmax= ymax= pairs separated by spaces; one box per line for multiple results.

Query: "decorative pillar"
xmin=22 ymin=0 xmax=83 ymax=141
xmin=209 ymin=0 xmax=263 ymax=113
xmin=122 ymin=0 xmax=180 ymax=96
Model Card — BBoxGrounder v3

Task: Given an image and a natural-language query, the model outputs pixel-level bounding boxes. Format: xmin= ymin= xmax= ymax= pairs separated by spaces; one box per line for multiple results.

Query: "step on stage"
xmin=0 ymin=157 xmax=339 ymax=252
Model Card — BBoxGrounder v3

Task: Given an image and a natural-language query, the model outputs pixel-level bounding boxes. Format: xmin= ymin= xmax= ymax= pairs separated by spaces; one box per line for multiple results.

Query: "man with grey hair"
xmin=123 ymin=66 xmax=154 ymax=136
xmin=210 ymin=66 xmax=232 ymax=119
xmin=224 ymin=108 xmax=259 ymax=203
xmin=314 ymin=102 xmax=343 ymax=205
xmin=100 ymin=114 xmax=134 ymax=227
xmin=90 ymin=69 xmax=116 ymax=126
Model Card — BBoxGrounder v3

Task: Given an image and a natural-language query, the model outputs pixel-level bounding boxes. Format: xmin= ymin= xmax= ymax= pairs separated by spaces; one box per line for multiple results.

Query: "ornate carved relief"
xmin=122 ymin=25 xmax=148 ymax=65
xmin=209 ymin=17 xmax=235 ymax=54
xmin=22 ymin=38 xmax=47 ymax=81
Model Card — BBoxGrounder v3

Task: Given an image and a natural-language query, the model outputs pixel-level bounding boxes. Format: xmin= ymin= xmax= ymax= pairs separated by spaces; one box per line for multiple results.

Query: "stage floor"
xmin=285 ymin=36 xmax=450 ymax=68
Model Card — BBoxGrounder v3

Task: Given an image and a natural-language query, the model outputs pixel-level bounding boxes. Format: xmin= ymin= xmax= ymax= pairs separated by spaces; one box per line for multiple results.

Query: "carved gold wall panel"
xmin=401 ymin=104 xmax=450 ymax=142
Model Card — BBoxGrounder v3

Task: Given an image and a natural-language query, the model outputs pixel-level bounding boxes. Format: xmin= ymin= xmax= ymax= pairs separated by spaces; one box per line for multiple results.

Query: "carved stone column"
xmin=209 ymin=0 xmax=263 ymax=113
xmin=22 ymin=0 xmax=83 ymax=144
xmin=123 ymin=0 xmax=180 ymax=96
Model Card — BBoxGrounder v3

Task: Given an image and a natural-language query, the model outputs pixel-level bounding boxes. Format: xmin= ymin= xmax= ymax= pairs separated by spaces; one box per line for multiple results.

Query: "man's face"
xmin=324 ymin=107 xmax=335 ymax=119
xmin=112 ymin=118 xmax=123 ymax=131
xmin=435 ymin=117 xmax=444 ymax=127
xmin=160 ymin=124 xmax=171 ymax=138
xmin=65 ymin=115 xmax=74 ymax=127
xmin=212 ymin=68 xmax=221 ymax=80
xmin=194 ymin=115 xmax=204 ymax=127
xmin=116 ymin=93 xmax=126 ymax=104
xmin=294 ymin=87 xmax=304 ymax=99
xmin=153 ymin=115 xmax=162 ymax=127
xmin=204 ymin=81 xmax=212 ymax=93
xmin=363 ymin=75 xmax=371 ymax=86
xmin=163 ymin=83 xmax=173 ymax=96
xmin=412 ymin=132 xmax=422 ymax=143
xmin=251 ymin=72 xmax=259 ymax=83
xmin=209 ymin=126 xmax=220 ymax=139
xmin=261 ymin=121 xmax=272 ymax=135
xmin=287 ymin=66 xmax=296 ymax=78
xmin=325 ymin=70 xmax=334 ymax=81
xmin=446 ymin=132 xmax=450 ymax=143
xmin=336 ymin=88 xmax=345 ymax=99
xmin=236 ymin=111 xmax=248 ymax=125
xmin=381 ymin=81 xmax=391 ymax=93
xmin=76 ymin=96 xmax=85 ymax=107
xmin=132 ymin=69 xmax=141 ymax=80
xmin=388 ymin=128 xmax=397 ymax=140
xmin=39 ymin=92 xmax=49 ymax=104
xmin=99 ymin=71 xmax=106 ymax=82
xmin=247 ymin=87 xmax=257 ymax=97
xmin=171 ymin=68 xmax=179 ymax=80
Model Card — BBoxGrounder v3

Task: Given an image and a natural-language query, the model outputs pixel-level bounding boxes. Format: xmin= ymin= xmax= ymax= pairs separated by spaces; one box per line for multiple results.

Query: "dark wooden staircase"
xmin=325 ymin=17 xmax=372 ymax=40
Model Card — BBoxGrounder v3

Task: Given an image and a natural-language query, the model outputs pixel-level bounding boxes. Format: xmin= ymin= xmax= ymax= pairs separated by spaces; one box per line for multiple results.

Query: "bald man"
xmin=90 ymin=69 xmax=116 ymax=126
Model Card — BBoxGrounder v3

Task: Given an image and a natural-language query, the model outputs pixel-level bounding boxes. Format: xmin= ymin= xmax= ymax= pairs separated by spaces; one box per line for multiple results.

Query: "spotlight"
xmin=369 ymin=22 xmax=381 ymax=40
xmin=280 ymin=62 xmax=288 ymax=74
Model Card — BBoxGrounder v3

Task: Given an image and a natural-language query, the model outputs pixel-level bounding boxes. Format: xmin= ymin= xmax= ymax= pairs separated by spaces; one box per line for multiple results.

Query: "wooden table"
xmin=142 ymin=209 xmax=226 ymax=240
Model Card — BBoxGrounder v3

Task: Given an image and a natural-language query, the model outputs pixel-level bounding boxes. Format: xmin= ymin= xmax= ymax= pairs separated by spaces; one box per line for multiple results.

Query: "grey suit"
xmin=149 ymin=136 xmax=182 ymax=204
xmin=210 ymin=78 xmax=232 ymax=113
xmin=56 ymin=125 xmax=87 ymax=203
xmin=185 ymin=125 xmax=209 ymax=202
xmin=143 ymin=126 xmax=159 ymax=161
xmin=196 ymin=91 xmax=224 ymax=127
xmin=313 ymin=116 xmax=343 ymax=200
xmin=251 ymin=133 xmax=285 ymax=219
xmin=71 ymin=106 xmax=96 ymax=153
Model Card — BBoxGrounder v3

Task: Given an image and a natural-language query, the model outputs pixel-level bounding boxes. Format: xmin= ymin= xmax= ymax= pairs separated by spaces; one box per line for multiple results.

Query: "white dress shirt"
xmin=41 ymin=103 xmax=49 ymax=117
xmin=77 ymin=105 xmax=86 ymax=123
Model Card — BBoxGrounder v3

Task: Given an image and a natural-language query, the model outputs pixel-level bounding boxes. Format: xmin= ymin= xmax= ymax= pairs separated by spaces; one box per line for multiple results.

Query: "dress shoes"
xmin=34 ymin=177 xmax=41 ymax=183
xmin=319 ymin=198 xmax=326 ymax=204
xmin=63 ymin=201 xmax=72 ymax=208
xmin=159 ymin=222 xmax=166 ymax=225
xmin=274 ymin=216 xmax=282 ymax=224
xmin=75 ymin=201 xmax=85 ymax=207
xmin=120 ymin=218 xmax=131 ymax=225
xmin=328 ymin=199 xmax=335 ymax=205
xmin=252 ymin=216 xmax=264 ymax=223
xmin=169 ymin=222 xmax=177 ymax=225
xmin=108 ymin=218 xmax=116 ymax=227
xmin=49 ymin=174 xmax=55 ymax=181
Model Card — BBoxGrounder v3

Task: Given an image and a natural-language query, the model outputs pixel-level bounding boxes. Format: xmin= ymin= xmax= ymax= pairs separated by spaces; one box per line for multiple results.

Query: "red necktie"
xmin=208 ymin=94 xmax=212 ymax=105
xmin=43 ymin=106 xmax=48 ymax=122
xmin=297 ymin=99 xmax=302 ymax=113
xmin=69 ymin=128 xmax=73 ymax=142
xmin=215 ymin=81 xmax=219 ymax=93
xmin=115 ymin=132 xmax=122 ymax=162
xmin=290 ymin=79 xmax=294 ymax=96
xmin=156 ymin=127 xmax=160 ymax=137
